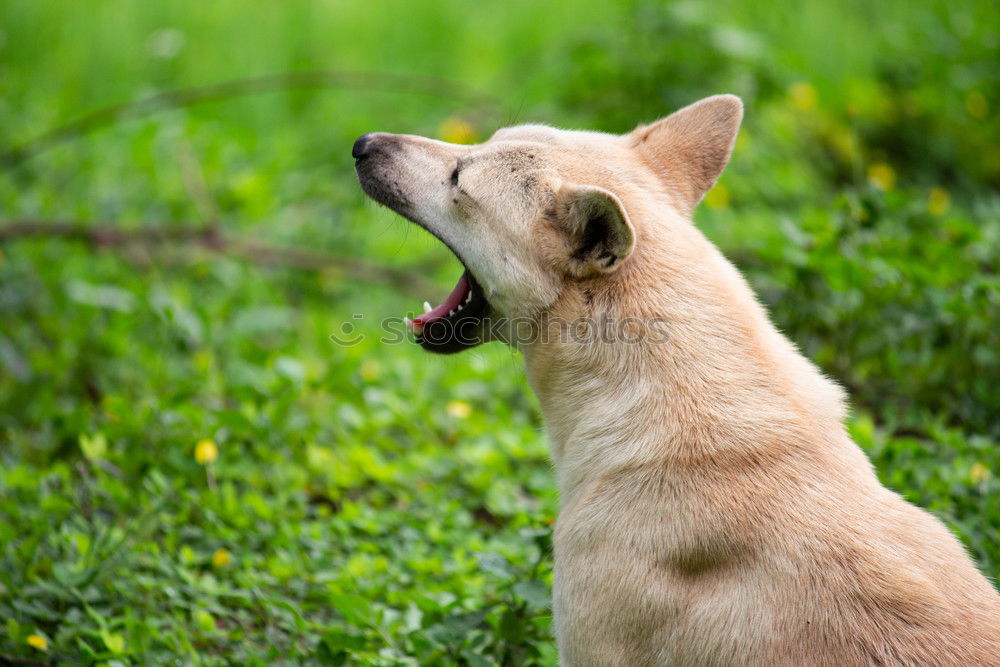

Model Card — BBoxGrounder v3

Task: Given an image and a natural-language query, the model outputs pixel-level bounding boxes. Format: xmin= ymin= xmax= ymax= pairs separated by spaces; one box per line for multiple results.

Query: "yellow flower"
xmin=27 ymin=634 xmax=48 ymax=651
xmin=965 ymin=91 xmax=988 ymax=120
xmin=970 ymin=462 xmax=991 ymax=484
xmin=827 ymin=126 xmax=860 ymax=163
xmin=788 ymin=82 xmax=817 ymax=111
xmin=193 ymin=349 xmax=213 ymax=373
xmin=703 ymin=183 xmax=731 ymax=209
xmin=194 ymin=438 xmax=218 ymax=465
xmin=928 ymin=187 xmax=950 ymax=216
xmin=438 ymin=117 xmax=478 ymax=145
xmin=446 ymin=400 xmax=472 ymax=419
xmin=866 ymin=162 xmax=896 ymax=191
xmin=359 ymin=359 xmax=381 ymax=382
xmin=212 ymin=548 xmax=231 ymax=567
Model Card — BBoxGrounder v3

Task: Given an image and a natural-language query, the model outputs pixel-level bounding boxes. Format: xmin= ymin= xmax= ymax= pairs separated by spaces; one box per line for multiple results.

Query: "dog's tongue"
xmin=413 ymin=271 xmax=471 ymax=326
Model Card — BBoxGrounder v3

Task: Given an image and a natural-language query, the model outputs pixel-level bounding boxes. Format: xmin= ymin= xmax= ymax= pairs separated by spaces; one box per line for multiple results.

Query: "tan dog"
xmin=353 ymin=96 xmax=1000 ymax=665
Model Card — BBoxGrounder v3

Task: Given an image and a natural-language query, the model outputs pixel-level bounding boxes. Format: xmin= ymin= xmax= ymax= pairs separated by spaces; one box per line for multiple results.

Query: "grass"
xmin=1 ymin=0 xmax=998 ymax=663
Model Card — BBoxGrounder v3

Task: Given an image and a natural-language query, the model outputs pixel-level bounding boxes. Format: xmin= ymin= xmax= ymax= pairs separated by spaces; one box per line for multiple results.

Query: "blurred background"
xmin=1 ymin=0 xmax=997 ymax=663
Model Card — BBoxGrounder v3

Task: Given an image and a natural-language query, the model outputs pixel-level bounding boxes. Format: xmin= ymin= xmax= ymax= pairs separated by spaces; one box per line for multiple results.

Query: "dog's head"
xmin=354 ymin=95 xmax=742 ymax=353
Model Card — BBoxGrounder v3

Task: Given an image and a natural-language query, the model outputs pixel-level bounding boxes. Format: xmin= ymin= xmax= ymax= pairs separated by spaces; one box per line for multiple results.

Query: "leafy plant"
xmin=1 ymin=0 xmax=997 ymax=663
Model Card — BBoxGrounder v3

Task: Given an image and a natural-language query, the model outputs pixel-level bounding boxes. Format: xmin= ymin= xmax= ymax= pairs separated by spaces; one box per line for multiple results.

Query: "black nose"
xmin=352 ymin=133 xmax=374 ymax=159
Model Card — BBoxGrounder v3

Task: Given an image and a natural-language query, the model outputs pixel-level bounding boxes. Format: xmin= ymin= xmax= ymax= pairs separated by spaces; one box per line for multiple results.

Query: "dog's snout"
xmin=352 ymin=133 xmax=374 ymax=159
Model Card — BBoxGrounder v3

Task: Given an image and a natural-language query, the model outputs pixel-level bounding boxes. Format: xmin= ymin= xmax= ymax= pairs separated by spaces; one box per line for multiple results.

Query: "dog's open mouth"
xmin=352 ymin=133 xmax=491 ymax=353
xmin=406 ymin=267 xmax=490 ymax=353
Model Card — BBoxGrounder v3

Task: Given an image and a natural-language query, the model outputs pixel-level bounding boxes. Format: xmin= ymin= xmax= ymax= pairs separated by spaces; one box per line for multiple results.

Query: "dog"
xmin=354 ymin=95 xmax=1000 ymax=665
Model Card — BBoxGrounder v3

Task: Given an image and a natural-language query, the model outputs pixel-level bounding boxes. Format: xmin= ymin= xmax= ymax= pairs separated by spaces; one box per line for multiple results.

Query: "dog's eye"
xmin=450 ymin=166 xmax=460 ymax=186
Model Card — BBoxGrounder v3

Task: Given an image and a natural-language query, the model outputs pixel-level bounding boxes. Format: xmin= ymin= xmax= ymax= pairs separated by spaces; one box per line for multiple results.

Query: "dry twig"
xmin=0 ymin=219 xmax=440 ymax=300
xmin=1 ymin=69 xmax=500 ymax=168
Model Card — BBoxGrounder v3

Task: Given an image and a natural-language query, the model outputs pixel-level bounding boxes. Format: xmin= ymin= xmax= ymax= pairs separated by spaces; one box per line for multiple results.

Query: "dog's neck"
xmin=522 ymin=219 xmax=853 ymax=503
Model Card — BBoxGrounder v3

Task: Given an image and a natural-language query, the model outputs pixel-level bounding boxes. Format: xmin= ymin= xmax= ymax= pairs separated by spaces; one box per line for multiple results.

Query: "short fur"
xmin=354 ymin=95 xmax=1000 ymax=665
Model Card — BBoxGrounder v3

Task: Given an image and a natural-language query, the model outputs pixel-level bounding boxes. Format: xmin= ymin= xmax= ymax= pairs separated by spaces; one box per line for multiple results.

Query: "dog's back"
xmin=553 ymin=426 xmax=1000 ymax=666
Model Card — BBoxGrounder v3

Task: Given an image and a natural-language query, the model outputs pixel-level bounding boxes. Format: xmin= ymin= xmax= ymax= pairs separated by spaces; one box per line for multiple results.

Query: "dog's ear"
xmin=554 ymin=184 xmax=635 ymax=277
xmin=630 ymin=94 xmax=743 ymax=216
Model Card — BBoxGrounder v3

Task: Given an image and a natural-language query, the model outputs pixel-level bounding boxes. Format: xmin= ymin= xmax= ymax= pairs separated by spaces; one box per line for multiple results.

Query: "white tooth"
xmin=465 ymin=292 xmax=472 ymax=304
xmin=448 ymin=310 xmax=455 ymax=317
xmin=456 ymin=304 xmax=463 ymax=312
xmin=406 ymin=316 xmax=423 ymax=335
xmin=423 ymin=301 xmax=432 ymax=314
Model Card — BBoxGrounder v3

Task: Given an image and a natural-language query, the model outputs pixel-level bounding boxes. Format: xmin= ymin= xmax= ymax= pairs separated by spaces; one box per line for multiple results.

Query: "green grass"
xmin=1 ymin=0 xmax=998 ymax=663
